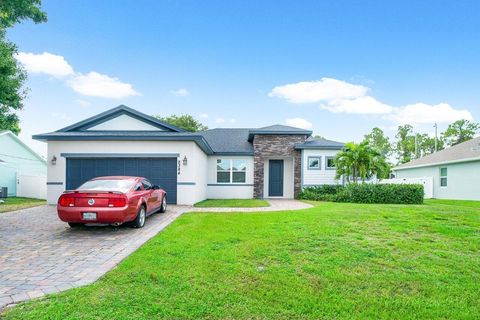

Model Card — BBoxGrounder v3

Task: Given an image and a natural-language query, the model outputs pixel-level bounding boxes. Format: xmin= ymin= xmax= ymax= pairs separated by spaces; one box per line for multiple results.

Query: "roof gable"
xmin=57 ymin=105 xmax=185 ymax=132
xmin=0 ymin=131 xmax=46 ymax=164
xmin=248 ymin=124 xmax=312 ymax=141
xmin=395 ymin=136 xmax=480 ymax=170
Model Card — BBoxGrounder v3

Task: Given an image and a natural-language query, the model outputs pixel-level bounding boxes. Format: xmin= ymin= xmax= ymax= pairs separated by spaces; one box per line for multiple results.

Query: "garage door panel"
xmin=66 ymin=158 xmax=177 ymax=204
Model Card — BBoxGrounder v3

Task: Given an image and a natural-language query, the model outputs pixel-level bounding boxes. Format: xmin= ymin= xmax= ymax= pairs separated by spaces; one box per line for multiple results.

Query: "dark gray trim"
xmin=33 ymin=135 xmax=214 ymax=155
xmin=325 ymin=156 xmax=336 ymax=170
xmin=60 ymin=153 xmax=180 ymax=159
xmin=307 ymin=156 xmax=322 ymax=170
xmin=57 ymin=105 xmax=186 ymax=133
xmin=248 ymin=131 xmax=311 ymax=142
xmin=207 ymin=183 xmax=254 ymax=186
xmin=178 ymin=182 xmax=196 ymax=185
xmin=294 ymin=145 xmax=344 ymax=150
xmin=46 ymin=182 xmax=63 ymax=185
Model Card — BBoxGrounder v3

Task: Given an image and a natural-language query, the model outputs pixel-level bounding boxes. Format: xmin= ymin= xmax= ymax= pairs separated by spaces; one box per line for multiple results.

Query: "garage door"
xmin=66 ymin=158 xmax=177 ymax=204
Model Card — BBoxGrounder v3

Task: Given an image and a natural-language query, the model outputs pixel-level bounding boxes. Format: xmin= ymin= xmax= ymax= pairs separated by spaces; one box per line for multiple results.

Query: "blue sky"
xmin=8 ymin=0 xmax=480 ymax=156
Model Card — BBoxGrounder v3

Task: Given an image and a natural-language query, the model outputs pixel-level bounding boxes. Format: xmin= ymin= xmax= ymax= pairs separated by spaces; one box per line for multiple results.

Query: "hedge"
xmin=298 ymin=183 xmax=424 ymax=204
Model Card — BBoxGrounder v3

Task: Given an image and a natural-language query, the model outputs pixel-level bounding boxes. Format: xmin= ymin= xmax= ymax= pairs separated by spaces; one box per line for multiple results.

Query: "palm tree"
xmin=335 ymin=141 xmax=390 ymax=183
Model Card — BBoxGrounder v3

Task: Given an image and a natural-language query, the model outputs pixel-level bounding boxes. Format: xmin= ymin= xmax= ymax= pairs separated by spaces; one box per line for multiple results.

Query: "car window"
xmin=142 ymin=179 xmax=153 ymax=190
xmin=77 ymin=179 xmax=136 ymax=193
xmin=133 ymin=183 xmax=143 ymax=191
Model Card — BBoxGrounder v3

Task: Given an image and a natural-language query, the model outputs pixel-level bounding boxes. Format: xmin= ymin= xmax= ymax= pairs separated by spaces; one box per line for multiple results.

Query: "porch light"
xmin=51 ymin=155 xmax=57 ymax=165
xmin=182 ymin=156 xmax=188 ymax=166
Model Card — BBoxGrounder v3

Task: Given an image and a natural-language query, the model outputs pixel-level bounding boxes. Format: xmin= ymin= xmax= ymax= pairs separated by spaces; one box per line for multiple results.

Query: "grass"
xmin=3 ymin=200 xmax=480 ymax=319
xmin=0 ymin=197 xmax=46 ymax=213
xmin=194 ymin=198 xmax=270 ymax=208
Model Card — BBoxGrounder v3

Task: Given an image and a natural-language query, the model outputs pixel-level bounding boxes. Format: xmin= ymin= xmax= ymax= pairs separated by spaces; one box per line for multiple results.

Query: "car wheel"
xmin=130 ymin=205 xmax=146 ymax=228
xmin=159 ymin=196 xmax=167 ymax=213
xmin=68 ymin=222 xmax=85 ymax=228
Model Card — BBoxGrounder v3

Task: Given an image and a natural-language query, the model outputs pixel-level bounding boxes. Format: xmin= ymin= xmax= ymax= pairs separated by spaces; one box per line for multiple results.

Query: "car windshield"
xmin=77 ymin=179 xmax=135 ymax=193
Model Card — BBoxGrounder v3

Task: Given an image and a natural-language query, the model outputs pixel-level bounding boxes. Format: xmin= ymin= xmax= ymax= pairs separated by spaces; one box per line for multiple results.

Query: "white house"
xmin=394 ymin=136 xmax=480 ymax=200
xmin=34 ymin=105 xmax=344 ymax=205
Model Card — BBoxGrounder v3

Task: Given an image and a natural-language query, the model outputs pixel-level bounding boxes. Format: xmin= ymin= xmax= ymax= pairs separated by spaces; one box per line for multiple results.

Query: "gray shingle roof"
xmin=294 ymin=138 xmax=344 ymax=150
xmin=199 ymin=128 xmax=254 ymax=155
xmin=395 ymin=136 xmax=480 ymax=170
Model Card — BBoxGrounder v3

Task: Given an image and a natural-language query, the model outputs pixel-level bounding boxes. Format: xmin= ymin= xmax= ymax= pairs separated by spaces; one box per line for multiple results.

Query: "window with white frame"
xmin=307 ymin=156 xmax=321 ymax=170
xmin=216 ymin=159 xmax=247 ymax=183
xmin=440 ymin=167 xmax=448 ymax=187
xmin=325 ymin=156 xmax=336 ymax=169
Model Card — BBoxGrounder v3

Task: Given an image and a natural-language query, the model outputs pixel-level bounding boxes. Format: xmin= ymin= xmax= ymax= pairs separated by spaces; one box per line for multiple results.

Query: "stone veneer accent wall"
xmin=253 ymin=135 xmax=307 ymax=199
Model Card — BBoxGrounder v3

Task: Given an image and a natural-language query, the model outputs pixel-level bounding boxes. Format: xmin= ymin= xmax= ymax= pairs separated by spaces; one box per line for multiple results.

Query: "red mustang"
xmin=57 ymin=176 xmax=167 ymax=228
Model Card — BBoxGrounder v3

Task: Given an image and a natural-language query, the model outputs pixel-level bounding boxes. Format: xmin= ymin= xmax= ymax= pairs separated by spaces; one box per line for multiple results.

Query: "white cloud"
xmin=199 ymin=113 xmax=209 ymax=119
xmin=320 ymin=96 xmax=393 ymax=114
xmin=229 ymin=118 xmax=236 ymax=123
xmin=15 ymin=52 xmax=74 ymax=78
xmin=68 ymin=72 xmax=141 ymax=99
xmin=16 ymin=51 xmax=140 ymax=99
xmin=285 ymin=117 xmax=313 ymax=130
xmin=270 ymin=77 xmax=474 ymax=125
xmin=171 ymin=88 xmax=189 ymax=97
xmin=269 ymin=78 xmax=367 ymax=104
xmin=51 ymin=112 xmax=72 ymax=121
xmin=215 ymin=118 xmax=226 ymax=124
xmin=387 ymin=103 xmax=473 ymax=125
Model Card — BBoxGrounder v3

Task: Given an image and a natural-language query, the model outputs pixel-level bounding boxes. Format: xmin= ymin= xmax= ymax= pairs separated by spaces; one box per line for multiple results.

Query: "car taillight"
xmin=108 ymin=197 xmax=126 ymax=207
xmin=59 ymin=196 xmax=75 ymax=207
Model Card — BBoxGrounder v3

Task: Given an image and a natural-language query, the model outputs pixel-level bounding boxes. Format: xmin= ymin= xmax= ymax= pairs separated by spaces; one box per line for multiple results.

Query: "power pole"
xmin=434 ymin=123 xmax=438 ymax=152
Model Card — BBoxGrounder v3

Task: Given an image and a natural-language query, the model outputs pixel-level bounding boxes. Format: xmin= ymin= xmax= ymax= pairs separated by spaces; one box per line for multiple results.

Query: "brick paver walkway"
xmin=0 ymin=205 xmax=190 ymax=309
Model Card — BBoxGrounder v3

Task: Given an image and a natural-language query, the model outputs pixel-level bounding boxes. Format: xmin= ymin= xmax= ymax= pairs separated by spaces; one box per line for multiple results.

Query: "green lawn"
xmin=0 ymin=197 xmax=46 ymax=213
xmin=194 ymin=198 xmax=270 ymax=208
xmin=3 ymin=200 xmax=480 ymax=319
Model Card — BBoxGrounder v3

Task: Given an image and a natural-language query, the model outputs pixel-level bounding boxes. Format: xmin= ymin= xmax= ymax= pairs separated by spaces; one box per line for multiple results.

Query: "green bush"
xmin=298 ymin=183 xmax=424 ymax=204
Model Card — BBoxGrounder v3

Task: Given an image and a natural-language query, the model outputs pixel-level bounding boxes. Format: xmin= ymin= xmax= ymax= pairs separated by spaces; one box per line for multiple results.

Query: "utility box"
xmin=0 ymin=187 xmax=8 ymax=198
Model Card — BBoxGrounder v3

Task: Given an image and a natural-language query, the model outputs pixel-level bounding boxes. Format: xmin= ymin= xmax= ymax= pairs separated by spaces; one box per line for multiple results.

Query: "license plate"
xmin=82 ymin=212 xmax=97 ymax=220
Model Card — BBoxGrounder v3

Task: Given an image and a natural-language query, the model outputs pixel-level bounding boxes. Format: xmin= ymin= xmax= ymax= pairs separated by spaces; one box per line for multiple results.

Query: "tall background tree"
xmin=0 ymin=0 xmax=47 ymax=134
xmin=362 ymin=127 xmax=392 ymax=157
xmin=394 ymin=125 xmax=416 ymax=164
xmin=155 ymin=114 xmax=208 ymax=132
xmin=442 ymin=119 xmax=480 ymax=147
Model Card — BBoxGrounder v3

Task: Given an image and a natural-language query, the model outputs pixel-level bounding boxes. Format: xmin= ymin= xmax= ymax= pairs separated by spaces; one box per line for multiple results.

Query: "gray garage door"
xmin=66 ymin=158 xmax=177 ymax=204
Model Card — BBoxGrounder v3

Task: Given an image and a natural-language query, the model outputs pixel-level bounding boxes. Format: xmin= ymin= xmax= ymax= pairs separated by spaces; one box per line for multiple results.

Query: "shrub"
xmin=298 ymin=185 xmax=344 ymax=202
xmin=298 ymin=183 xmax=424 ymax=204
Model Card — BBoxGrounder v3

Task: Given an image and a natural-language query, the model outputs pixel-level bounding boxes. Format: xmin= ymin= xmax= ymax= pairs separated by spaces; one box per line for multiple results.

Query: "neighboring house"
xmin=394 ymin=136 xmax=480 ymax=200
xmin=33 ymin=105 xmax=344 ymax=205
xmin=0 ymin=130 xmax=47 ymax=198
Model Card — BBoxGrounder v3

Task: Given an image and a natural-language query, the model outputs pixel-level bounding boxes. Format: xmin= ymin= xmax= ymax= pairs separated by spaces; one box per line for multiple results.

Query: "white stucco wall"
xmin=206 ymin=156 xmax=254 ymax=199
xmin=395 ymin=160 xmax=480 ymax=200
xmin=46 ymin=140 xmax=207 ymax=205
xmin=263 ymin=157 xmax=294 ymax=198
xmin=302 ymin=149 xmax=340 ymax=186
xmin=88 ymin=114 xmax=162 ymax=131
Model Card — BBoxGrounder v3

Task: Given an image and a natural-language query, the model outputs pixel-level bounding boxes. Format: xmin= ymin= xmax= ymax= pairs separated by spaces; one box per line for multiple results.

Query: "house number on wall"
xmin=177 ymin=160 xmax=181 ymax=175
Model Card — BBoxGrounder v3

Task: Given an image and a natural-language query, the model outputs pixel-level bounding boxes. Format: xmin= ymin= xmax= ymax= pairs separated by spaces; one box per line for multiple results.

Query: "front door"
xmin=268 ymin=160 xmax=284 ymax=197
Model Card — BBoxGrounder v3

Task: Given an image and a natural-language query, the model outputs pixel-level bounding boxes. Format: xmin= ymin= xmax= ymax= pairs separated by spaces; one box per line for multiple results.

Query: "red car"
xmin=57 ymin=176 xmax=167 ymax=228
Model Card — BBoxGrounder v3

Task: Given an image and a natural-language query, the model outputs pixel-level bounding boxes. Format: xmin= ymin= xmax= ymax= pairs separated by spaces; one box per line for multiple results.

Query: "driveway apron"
xmin=0 ymin=205 xmax=189 ymax=309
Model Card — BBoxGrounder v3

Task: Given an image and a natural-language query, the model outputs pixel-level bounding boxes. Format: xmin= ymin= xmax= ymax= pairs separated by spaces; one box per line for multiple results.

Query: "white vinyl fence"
xmin=16 ymin=173 xmax=47 ymax=200
xmin=378 ymin=177 xmax=434 ymax=198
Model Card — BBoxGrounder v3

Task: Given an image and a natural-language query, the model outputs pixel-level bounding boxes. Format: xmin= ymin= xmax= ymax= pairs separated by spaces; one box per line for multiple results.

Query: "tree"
xmin=394 ymin=125 xmax=415 ymax=164
xmin=442 ymin=119 xmax=480 ymax=146
xmin=155 ymin=114 xmax=208 ymax=132
xmin=362 ymin=127 xmax=392 ymax=157
xmin=0 ymin=0 xmax=47 ymax=134
xmin=335 ymin=141 xmax=390 ymax=183
xmin=416 ymin=133 xmax=444 ymax=157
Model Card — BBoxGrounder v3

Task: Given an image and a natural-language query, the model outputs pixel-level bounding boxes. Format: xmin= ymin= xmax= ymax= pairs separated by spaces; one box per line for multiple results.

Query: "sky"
xmin=7 ymin=0 xmax=480 ymax=157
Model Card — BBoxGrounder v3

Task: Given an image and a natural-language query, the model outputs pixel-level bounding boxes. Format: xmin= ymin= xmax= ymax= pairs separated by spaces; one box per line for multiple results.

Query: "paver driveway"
xmin=0 ymin=204 xmax=190 ymax=309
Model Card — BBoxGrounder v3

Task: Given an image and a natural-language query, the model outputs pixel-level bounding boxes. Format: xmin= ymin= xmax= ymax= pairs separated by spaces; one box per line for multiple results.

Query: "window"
xmin=326 ymin=156 xmax=335 ymax=170
xmin=307 ymin=157 xmax=321 ymax=170
xmin=440 ymin=167 xmax=448 ymax=187
xmin=142 ymin=179 xmax=153 ymax=190
xmin=216 ymin=159 xmax=247 ymax=183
